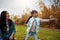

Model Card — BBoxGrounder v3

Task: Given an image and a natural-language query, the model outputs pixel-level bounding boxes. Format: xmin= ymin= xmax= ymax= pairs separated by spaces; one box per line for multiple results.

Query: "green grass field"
xmin=15 ymin=25 xmax=60 ymax=40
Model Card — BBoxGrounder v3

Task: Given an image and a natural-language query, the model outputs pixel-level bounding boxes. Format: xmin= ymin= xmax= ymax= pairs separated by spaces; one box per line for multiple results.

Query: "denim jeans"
xmin=25 ymin=32 xmax=38 ymax=40
xmin=3 ymin=37 xmax=14 ymax=40
xmin=0 ymin=30 xmax=2 ymax=40
xmin=0 ymin=37 xmax=2 ymax=40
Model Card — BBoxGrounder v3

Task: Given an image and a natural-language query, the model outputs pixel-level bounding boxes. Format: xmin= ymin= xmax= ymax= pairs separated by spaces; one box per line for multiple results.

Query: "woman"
xmin=0 ymin=11 xmax=16 ymax=40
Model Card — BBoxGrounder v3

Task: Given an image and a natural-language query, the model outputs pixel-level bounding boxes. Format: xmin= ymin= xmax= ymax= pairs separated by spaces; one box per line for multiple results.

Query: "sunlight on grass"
xmin=15 ymin=25 xmax=60 ymax=40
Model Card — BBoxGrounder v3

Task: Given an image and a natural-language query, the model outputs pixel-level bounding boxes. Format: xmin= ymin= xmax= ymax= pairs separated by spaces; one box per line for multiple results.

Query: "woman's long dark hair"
xmin=0 ymin=11 xmax=12 ymax=34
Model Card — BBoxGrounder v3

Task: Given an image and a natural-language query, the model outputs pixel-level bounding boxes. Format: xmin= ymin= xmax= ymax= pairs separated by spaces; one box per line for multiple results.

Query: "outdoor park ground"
xmin=15 ymin=25 xmax=60 ymax=40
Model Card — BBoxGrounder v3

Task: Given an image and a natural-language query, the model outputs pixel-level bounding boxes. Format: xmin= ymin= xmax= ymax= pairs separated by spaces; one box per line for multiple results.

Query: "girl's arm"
xmin=40 ymin=18 xmax=55 ymax=22
xmin=40 ymin=19 xmax=50 ymax=22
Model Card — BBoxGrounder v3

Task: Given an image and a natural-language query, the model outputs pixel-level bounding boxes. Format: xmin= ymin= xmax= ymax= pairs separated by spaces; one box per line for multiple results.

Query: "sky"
xmin=0 ymin=0 xmax=51 ymax=16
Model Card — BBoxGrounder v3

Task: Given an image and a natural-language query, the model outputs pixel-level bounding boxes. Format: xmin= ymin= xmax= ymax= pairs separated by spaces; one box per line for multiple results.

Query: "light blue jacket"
xmin=27 ymin=17 xmax=40 ymax=33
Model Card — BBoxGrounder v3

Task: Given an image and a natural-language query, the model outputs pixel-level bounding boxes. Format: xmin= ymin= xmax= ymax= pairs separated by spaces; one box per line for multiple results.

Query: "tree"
xmin=50 ymin=0 xmax=60 ymax=29
xmin=38 ymin=0 xmax=60 ymax=29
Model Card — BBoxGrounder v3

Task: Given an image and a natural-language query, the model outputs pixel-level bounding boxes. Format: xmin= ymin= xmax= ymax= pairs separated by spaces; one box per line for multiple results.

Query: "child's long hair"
xmin=26 ymin=16 xmax=32 ymax=24
xmin=26 ymin=10 xmax=38 ymax=24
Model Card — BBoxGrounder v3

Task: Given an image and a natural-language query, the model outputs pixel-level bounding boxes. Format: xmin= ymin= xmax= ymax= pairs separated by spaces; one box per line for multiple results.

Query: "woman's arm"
xmin=9 ymin=21 xmax=16 ymax=40
xmin=11 ymin=22 xmax=16 ymax=35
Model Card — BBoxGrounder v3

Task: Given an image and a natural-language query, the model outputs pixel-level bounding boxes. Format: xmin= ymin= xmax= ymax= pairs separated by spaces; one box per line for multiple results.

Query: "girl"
xmin=25 ymin=10 xmax=50 ymax=40
xmin=0 ymin=11 xmax=16 ymax=40
xmin=25 ymin=10 xmax=40 ymax=40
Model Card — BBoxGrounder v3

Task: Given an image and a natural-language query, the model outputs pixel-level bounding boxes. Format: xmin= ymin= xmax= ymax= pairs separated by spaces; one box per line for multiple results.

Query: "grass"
xmin=15 ymin=25 xmax=60 ymax=40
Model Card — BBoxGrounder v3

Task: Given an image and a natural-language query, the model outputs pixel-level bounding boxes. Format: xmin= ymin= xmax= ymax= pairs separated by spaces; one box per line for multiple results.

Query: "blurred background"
xmin=0 ymin=0 xmax=60 ymax=40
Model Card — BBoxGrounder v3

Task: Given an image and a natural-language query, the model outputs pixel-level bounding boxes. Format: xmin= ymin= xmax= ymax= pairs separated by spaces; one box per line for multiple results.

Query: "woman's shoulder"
xmin=8 ymin=19 xmax=14 ymax=23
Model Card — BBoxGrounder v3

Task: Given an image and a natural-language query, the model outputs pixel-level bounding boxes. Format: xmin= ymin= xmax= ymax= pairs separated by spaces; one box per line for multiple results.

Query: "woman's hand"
xmin=9 ymin=34 xmax=13 ymax=40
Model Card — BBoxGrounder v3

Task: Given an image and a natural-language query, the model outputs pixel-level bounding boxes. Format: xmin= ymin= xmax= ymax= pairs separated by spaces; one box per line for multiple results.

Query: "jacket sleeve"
xmin=0 ymin=29 xmax=2 ymax=40
xmin=11 ymin=21 xmax=16 ymax=35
